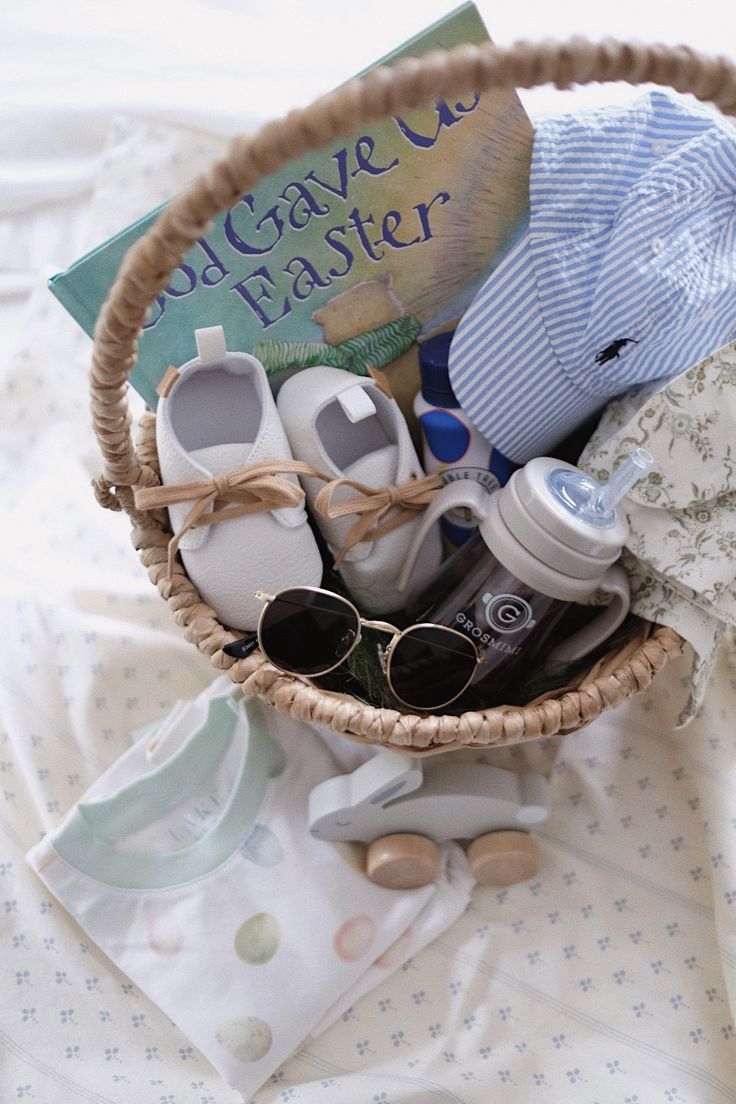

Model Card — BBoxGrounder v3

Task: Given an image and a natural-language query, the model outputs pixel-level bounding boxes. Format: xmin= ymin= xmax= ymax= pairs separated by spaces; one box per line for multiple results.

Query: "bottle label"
xmin=454 ymin=612 xmax=523 ymax=657
xmin=454 ymin=591 xmax=537 ymax=659
xmin=440 ymin=466 xmax=501 ymax=494
xmin=440 ymin=466 xmax=501 ymax=533
xmin=481 ymin=591 xmax=536 ymax=634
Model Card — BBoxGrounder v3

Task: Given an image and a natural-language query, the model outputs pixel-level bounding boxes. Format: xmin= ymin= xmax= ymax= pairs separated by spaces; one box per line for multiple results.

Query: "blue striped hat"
xmin=448 ymin=91 xmax=736 ymax=464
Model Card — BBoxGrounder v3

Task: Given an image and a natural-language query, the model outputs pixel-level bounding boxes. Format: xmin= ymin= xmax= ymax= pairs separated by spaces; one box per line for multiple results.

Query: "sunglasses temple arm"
xmin=223 ymin=633 xmax=259 ymax=659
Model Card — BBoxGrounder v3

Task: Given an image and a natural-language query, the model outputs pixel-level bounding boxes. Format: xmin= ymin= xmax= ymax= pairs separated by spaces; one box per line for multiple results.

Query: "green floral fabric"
xmin=580 ymin=339 xmax=736 ymax=726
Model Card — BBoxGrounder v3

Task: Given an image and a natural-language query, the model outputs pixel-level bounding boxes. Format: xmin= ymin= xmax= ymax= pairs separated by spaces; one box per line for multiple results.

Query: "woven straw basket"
xmin=87 ymin=35 xmax=735 ymax=754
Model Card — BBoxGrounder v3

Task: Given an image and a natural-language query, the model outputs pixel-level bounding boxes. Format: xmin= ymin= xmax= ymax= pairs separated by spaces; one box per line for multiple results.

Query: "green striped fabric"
xmin=252 ymin=314 xmax=421 ymax=377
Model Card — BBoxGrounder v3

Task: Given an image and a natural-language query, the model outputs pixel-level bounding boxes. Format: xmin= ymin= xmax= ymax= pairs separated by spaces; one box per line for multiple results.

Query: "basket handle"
xmin=89 ymin=36 xmax=736 ymax=502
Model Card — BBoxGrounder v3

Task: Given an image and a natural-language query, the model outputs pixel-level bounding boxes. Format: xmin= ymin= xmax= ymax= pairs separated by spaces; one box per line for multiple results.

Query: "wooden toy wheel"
xmin=467 ymin=830 xmax=541 ymax=886
xmin=366 ymin=833 xmax=440 ymax=889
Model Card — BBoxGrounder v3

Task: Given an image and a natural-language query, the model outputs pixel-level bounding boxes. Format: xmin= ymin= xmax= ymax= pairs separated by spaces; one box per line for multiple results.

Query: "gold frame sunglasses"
xmin=223 ymin=585 xmax=484 ymax=712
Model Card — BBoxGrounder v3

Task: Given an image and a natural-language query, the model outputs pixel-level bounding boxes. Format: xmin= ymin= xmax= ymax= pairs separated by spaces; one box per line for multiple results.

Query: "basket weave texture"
xmin=86 ymin=36 xmax=733 ymax=753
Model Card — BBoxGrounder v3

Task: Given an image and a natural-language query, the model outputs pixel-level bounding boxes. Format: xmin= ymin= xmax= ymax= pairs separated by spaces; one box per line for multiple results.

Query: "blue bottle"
xmin=413 ymin=331 xmax=515 ymax=547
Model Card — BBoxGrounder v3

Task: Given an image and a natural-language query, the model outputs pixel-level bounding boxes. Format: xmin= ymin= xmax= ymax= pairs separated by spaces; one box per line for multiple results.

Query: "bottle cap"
xmin=491 ymin=457 xmax=631 ymax=581
xmin=418 ymin=332 xmax=460 ymax=408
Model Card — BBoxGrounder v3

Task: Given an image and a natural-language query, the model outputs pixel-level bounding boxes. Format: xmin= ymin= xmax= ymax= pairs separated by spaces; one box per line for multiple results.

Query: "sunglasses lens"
xmin=388 ymin=625 xmax=477 ymax=711
xmin=259 ymin=588 xmax=359 ymax=676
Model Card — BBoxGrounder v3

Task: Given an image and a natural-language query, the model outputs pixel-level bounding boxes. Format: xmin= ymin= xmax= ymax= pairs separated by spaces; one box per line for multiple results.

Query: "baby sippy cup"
xmin=398 ymin=449 xmax=653 ymax=705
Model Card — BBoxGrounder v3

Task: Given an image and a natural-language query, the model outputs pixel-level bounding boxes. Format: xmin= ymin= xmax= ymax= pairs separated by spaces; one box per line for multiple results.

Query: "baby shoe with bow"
xmin=276 ymin=366 xmax=443 ymax=613
xmin=136 ymin=327 xmax=323 ymax=631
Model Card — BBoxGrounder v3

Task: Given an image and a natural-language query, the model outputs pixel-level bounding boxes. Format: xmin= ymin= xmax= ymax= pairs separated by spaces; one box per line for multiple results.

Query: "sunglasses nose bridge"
xmin=360 ymin=618 xmax=402 ymax=636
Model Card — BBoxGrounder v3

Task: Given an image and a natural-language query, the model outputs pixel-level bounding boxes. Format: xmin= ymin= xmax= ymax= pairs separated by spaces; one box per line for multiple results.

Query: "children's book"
xmin=49 ymin=2 xmax=533 ymax=414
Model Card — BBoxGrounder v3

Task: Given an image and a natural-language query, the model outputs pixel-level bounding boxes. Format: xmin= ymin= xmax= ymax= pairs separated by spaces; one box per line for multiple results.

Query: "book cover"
xmin=49 ymin=3 xmax=533 ymax=415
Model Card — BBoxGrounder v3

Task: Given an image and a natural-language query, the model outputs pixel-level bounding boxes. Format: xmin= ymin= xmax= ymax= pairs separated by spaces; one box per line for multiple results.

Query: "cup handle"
xmin=548 ymin=564 xmax=630 ymax=664
xmin=397 ymin=479 xmax=491 ymax=593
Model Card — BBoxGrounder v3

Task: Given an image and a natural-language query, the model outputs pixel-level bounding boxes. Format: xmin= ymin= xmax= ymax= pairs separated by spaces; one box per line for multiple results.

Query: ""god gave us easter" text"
xmin=143 ymin=96 xmax=480 ymax=332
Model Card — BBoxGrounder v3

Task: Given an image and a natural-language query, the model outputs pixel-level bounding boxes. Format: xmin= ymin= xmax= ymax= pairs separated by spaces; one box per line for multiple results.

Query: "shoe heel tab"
xmin=337 ymin=385 xmax=377 ymax=424
xmin=195 ymin=325 xmax=227 ymax=363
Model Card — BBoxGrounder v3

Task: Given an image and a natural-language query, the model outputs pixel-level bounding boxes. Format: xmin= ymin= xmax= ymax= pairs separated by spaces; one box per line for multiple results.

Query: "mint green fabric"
xmin=52 ymin=697 xmax=281 ymax=889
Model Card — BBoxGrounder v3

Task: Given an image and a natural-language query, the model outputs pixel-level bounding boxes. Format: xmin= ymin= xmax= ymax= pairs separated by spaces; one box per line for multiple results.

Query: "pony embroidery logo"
xmin=481 ymin=592 xmax=536 ymax=634
xmin=594 ymin=338 xmax=639 ymax=365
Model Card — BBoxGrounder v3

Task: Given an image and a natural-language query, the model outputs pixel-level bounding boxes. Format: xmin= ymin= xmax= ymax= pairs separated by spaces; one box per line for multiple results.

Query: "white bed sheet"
xmin=2 ymin=2 xmax=736 ymax=1101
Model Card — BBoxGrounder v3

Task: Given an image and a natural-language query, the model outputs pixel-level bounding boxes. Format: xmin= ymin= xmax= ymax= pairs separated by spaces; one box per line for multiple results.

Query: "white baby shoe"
xmin=148 ymin=327 xmax=323 ymax=631
xmin=276 ymin=366 xmax=442 ymax=613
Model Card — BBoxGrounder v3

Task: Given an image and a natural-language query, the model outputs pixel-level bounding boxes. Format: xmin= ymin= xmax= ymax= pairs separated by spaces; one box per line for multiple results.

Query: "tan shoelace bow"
xmin=135 ymin=461 xmax=442 ymax=577
xmin=314 ymin=472 xmax=443 ymax=568
xmin=134 ymin=459 xmax=324 ymax=578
